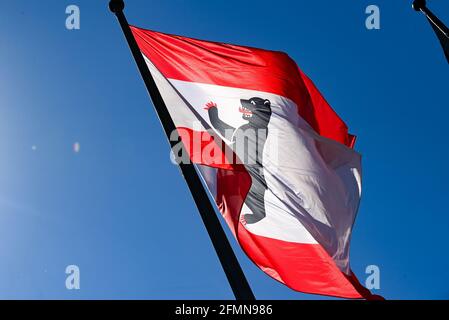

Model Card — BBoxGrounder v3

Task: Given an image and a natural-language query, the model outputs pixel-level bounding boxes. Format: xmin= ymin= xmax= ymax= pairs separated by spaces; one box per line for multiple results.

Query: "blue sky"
xmin=0 ymin=0 xmax=448 ymax=299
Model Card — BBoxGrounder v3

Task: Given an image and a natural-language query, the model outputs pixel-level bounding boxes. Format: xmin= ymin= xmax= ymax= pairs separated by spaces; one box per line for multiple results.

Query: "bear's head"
xmin=239 ymin=97 xmax=272 ymax=127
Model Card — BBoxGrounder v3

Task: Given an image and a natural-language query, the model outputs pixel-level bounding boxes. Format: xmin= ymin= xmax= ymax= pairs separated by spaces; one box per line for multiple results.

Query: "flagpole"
xmin=413 ymin=0 xmax=449 ymax=37
xmin=108 ymin=0 xmax=255 ymax=300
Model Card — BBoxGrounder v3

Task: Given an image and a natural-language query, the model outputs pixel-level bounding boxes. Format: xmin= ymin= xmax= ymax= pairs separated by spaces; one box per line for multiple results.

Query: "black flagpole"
xmin=108 ymin=0 xmax=255 ymax=300
xmin=412 ymin=0 xmax=449 ymax=63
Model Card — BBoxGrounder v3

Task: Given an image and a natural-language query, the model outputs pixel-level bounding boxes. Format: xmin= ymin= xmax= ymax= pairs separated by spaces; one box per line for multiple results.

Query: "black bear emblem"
xmin=205 ymin=97 xmax=272 ymax=224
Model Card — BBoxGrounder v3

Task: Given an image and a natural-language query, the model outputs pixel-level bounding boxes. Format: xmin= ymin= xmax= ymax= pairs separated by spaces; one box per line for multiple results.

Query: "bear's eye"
xmin=250 ymin=101 xmax=256 ymax=105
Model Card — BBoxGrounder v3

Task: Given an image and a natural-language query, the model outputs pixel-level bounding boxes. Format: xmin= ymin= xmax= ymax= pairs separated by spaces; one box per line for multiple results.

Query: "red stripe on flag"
xmin=176 ymin=127 xmax=245 ymax=170
xmin=239 ymin=231 xmax=363 ymax=298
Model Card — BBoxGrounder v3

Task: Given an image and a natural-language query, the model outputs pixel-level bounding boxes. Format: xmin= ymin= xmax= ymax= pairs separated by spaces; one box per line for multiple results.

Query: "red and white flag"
xmin=131 ymin=26 xmax=375 ymax=299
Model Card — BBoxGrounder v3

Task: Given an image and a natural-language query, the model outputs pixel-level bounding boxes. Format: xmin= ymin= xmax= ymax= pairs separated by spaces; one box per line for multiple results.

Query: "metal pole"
xmin=108 ymin=0 xmax=255 ymax=300
xmin=413 ymin=0 xmax=449 ymax=38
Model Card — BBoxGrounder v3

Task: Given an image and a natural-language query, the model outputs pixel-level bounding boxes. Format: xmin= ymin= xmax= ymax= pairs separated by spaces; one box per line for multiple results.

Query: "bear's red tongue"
xmin=239 ymin=106 xmax=253 ymax=115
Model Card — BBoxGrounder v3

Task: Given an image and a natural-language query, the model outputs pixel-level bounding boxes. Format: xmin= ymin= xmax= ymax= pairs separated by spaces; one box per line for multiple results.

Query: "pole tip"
xmin=412 ymin=0 xmax=426 ymax=11
xmin=109 ymin=0 xmax=125 ymax=13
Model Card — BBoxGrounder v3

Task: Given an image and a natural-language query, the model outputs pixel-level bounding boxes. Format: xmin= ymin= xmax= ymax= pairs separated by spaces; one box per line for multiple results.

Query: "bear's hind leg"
xmin=242 ymin=177 xmax=267 ymax=224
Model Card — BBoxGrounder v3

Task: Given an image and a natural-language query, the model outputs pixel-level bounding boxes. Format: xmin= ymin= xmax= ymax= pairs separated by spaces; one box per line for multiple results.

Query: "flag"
xmin=130 ymin=25 xmax=375 ymax=299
